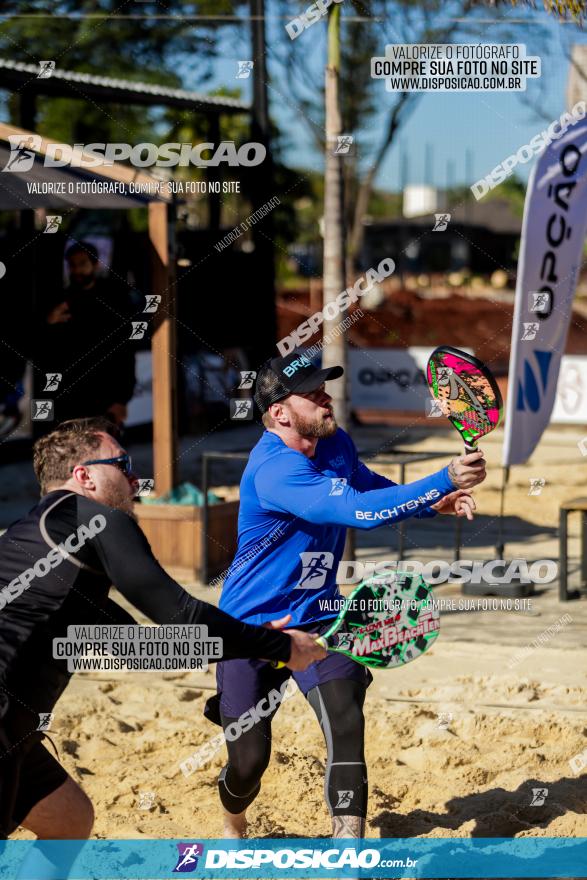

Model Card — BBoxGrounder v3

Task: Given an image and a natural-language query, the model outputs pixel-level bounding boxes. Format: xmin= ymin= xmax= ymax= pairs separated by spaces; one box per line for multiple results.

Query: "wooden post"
xmin=148 ymin=200 xmax=178 ymax=495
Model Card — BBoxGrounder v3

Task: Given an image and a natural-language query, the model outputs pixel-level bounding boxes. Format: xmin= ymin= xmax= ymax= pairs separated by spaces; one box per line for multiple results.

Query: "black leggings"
xmin=219 ymin=678 xmax=367 ymax=819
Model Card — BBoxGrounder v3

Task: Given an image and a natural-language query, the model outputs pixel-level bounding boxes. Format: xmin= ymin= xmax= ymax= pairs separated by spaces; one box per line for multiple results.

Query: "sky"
xmin=197 ymin=2 xmax=587 ymax=193
xmin=0 ymin=3 xmax=584 ymax=195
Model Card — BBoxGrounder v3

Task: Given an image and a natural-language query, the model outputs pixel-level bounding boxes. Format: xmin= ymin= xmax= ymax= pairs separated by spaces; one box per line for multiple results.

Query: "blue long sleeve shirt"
xmin=219 ymin=428 xmax=454 ymax=626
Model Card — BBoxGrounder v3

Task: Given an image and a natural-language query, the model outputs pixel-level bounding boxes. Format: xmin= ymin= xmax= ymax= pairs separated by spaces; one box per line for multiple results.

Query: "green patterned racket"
xmin=275 ymin=572 xmax=439 ymax=669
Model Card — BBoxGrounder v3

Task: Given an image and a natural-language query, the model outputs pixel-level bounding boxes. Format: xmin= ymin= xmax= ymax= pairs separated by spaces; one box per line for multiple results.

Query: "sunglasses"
xmin=78 ymin=453 xmax=133 ymax=477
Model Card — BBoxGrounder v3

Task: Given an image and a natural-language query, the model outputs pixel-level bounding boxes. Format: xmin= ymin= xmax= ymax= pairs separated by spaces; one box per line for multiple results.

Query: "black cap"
xmin=254 ymin=353 xmax=344 ymax=414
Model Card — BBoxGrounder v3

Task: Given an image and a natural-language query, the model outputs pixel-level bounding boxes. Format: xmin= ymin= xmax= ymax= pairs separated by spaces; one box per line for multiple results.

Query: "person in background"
xmin=34 ymin=241 xmax=137 ymax=432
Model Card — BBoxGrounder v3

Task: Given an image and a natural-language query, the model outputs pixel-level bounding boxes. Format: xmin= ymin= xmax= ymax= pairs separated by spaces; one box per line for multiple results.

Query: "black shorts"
xmin=0 ymin=710 xmax=68 ymax=838
xmin=204 ymin=619 xmax=372 ymax=727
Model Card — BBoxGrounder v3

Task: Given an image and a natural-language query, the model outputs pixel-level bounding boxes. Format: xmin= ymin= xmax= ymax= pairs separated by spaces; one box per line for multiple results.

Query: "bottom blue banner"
xmin=0 ymin=837 xmax=586 ymax=879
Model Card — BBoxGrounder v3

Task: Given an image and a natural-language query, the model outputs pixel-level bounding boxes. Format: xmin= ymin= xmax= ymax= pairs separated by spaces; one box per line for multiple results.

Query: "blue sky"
xmin=198 ymin=3 xmax=587 ymax=193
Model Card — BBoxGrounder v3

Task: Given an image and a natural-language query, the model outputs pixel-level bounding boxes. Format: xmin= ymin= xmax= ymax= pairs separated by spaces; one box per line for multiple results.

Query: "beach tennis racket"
xmin=426 ymin=345 xmax=503 ymax=452
xmin=274 ymin=572 xmax=439 ymax=670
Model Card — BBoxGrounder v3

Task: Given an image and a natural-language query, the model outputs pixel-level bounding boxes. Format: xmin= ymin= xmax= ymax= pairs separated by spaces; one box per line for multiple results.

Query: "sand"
xmin=12 ymin=639 xmax=587 ymax=841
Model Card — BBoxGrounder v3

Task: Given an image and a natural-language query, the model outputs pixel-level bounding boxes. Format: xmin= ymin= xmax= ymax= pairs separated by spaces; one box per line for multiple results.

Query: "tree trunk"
xmin=323 ymin=5 xmax=354 ymax=562
xmin=322 ymin=3 xmax=347 ymax=431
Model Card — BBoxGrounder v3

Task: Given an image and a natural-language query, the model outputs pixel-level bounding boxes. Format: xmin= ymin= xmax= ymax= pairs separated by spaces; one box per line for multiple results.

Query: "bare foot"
xmin=223 ymin=808 xmax=247 ymax=838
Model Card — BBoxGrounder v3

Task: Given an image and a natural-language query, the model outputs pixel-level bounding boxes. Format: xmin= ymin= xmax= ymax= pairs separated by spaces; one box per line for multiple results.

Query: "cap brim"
xmin=292 ymin=365 xmax=344 ymax=394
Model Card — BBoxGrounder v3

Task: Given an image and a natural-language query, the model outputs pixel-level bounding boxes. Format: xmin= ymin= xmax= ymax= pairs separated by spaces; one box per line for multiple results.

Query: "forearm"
xmin=168 ymin=593 xmax=291 ymax=663
xmin=119 ymin=579 xmax=291 ymax=663
xmin=354 ymin=465 xmax=442 ymax=520
xmin=304 ymin=467 xmax=455 ymax=530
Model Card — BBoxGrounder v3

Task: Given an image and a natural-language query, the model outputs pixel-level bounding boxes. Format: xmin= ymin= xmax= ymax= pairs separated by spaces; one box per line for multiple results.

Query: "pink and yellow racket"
xmin=426 ymin=346 xmax=503 ymax=452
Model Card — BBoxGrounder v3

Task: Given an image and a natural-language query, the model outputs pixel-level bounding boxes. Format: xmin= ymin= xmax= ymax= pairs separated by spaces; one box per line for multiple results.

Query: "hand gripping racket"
xmin=426 ymin=346 xmax=503 ymax=452
xmin=274 ymin=572 xmax=439 ymax=670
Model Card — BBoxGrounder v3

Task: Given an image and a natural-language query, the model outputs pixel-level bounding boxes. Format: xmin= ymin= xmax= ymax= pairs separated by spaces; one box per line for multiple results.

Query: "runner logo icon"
xmin=334 ymin=135 xmax=354 ymax=154
xmin=31 ymin=400 xmax=54 ymax=421
xmin=529 ymin=292 xmax=550 ymax=313
xmin=2 ymin=135 xmax=41 ymax=173
xmin=44 ymin=373 xmax=62 ymax=392
xmin=38 ymin=60 xmax=55 ymax=79
xmin=528 ymin=478 xmax=545 ymax=496
xmin=236 ymin=60 xmax=254 ymax=79
xmin=437 ymin=712 xmax=453 ymax=729
xmin=173 ymin=843 xmax=204 ymax=873
xmin=231 ymin=399 xmax=253 ymax=420
xmin=130 ymin=322 xmax=148 ymax=340
xmin=530 ymin=788 xmax=548 ymax=806
xmin=329 ymin=477 xmax=347 ymax=496
xmin=143 ymin=295 xmax=161 ymax=313
xmin=238 ymin=371 xmax=257 ymax=389
xmin=37 ymin=712 xmax=54 ymax=731
xmin=335 ymin=631 xmax=353 ymax=650
xmin=335 ymin=790 xmax=354 ymax=809
xmin=433 ymin=213 xmax=451 ymax=231
xmin=44 ymin=216 xmax=62 ymax=233
xmin=427 ymin=398 xmax=444 ymax=417
xmin=137 ymin=791 xmax=156 ymax=810
xmin=295 ymin=552 xmax=334 ymax=589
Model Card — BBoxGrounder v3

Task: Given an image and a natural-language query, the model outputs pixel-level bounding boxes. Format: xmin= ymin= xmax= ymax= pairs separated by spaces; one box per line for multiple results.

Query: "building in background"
xmin=362 ymin=197 xmax=521 ymax=276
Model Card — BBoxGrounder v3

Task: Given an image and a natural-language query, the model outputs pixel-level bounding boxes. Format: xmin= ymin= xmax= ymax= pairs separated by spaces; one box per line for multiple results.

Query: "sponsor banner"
xmin=126 ymin=350 xmax=153 ymax=427
xmin=551 ymin=354 xmax=587 ymax=424
xmin=2 ymin=837 xmax=587 ymax=878
xmin=503 ymin=115 xmax=587 ymax=465
xmin=349 ymin=348 xmax=585 ymax=422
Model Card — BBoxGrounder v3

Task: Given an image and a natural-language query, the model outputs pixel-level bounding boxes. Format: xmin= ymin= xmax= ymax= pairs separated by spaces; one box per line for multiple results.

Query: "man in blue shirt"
xmin=205 ymin=352 xmax=486 ymax=839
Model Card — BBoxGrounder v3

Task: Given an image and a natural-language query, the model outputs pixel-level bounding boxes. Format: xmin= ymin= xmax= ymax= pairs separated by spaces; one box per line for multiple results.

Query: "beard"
xmin=290 ymin=408 xmax=338 ymax=439
xmin=102 ymin=482 xmax=137 ymax=519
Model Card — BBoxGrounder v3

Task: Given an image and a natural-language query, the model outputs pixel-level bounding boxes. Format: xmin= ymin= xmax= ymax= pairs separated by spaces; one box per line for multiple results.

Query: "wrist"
xmin=446 ymin=461 xmax=458 ymax=488
xmin=276 ymin=631 xmax=292 ymax=663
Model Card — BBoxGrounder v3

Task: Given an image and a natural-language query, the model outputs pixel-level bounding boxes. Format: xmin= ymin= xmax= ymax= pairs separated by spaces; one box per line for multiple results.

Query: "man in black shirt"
xmin=0 ymin=417 xmax=324 ymax=843
xmin=35 ymin=241 xmax=137 ymax=430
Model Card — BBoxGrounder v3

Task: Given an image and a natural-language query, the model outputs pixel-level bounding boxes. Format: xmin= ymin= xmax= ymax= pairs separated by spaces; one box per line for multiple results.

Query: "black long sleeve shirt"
xmin=0 ymin=491 xmax=291 ymax=722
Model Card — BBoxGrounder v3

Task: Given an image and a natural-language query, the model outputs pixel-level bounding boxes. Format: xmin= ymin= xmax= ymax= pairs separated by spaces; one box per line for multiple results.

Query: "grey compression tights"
xmin=218 ymin=678 xmax=368 ymax=820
